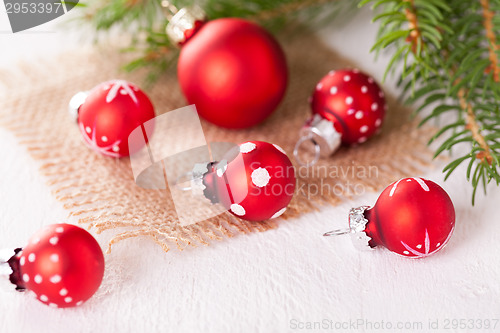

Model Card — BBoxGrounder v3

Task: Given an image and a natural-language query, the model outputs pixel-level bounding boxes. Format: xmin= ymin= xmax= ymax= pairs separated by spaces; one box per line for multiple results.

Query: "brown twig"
xmin=481 ymin=0 xmax=500 ymax=82
xmin=251 ymin=0 xmax=333 ymax=21
xmin=404 ymin=0 xmax=422 ymax=53
xmin=458 ymin=87 xmax=493 ymax=165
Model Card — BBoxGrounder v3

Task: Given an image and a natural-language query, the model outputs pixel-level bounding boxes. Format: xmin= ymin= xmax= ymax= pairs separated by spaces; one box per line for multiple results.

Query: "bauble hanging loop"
xmin=294 ymin=69 xmax=387 ymax=166
xmin=324 ymin=178 xmax=456 ymax=258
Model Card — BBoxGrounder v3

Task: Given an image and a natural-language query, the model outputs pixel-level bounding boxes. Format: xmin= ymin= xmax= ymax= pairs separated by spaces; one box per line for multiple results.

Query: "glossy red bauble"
xmin=364 ymin=177 xmax=455 ymax=258
xmin=18 ymin=224 xmax=105 ymax=308
xmin=203 ymin=141 xmax=296 ymax=221
xmin=77 ymin=80 xmax=156 ymax=157
xmin=311 ymin=69 xmax=386 ymax=145
xmin=177 ymin=18 xmax=288 ymax=129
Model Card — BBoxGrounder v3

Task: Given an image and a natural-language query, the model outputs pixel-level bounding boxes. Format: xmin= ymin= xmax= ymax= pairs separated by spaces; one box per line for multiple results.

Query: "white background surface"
xmin=1 ymin=6 xmax=500 ymax=333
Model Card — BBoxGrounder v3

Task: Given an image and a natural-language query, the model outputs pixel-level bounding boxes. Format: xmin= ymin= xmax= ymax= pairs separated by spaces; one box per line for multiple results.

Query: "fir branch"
xmin=250 ymin=0 xmax=333 ymax=21
xmin=480 ymin=0 xmax=500 ymax=82
xmin=403 ymin=0 xmax=421 ymax=54
xmin=458 ymin=86 xmax=493 ymax=165
xmin=363 ymin=0 xmax=500 ymax=203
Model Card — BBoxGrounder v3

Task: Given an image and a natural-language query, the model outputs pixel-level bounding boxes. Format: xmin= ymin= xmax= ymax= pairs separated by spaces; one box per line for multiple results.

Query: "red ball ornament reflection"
xmin=294 ymin=69 xmax=386 ymax=166
xmin=203 ymin=141 xmax=296 ymax=221
xmin=9 ymin=224 xmax=104 ymax=308
xmin=71 ymin=80 xmax=156 ymax=157
xmin=169 ymin=8 xmax=288 ymax=129
xmin=324 ymin=178 xmax=455 ymax=258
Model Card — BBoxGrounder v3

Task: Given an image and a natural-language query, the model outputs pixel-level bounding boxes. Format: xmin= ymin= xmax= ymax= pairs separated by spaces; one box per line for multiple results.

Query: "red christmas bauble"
xmin=311 ymin=69 xmax=386 ymax=144
xmin=177 ymin=18 xmax=288 ymax=129
xmin=334 ymin=178 xmax=455 ymax=258
xmin=203 ymin=141 xmax=296 ymax=221
xmin=77 ymin=80 xmax=156 ymax=157
xmin=18 ymin=224 xmax=104 ymax=308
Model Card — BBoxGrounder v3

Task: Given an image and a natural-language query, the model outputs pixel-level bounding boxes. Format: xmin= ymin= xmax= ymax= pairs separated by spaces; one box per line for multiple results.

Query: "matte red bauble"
xmin=69 ymin=80 xmax=156 ymax=158
xmin=324 ymin=178 xmax=455 ymax=258
xmin=1 ymin=224 xmax=104 ymax=308
xmin=168 ymin=8 xmax=288 ymax=129
xmin=202 ymin=141 xmax=296 ymax=221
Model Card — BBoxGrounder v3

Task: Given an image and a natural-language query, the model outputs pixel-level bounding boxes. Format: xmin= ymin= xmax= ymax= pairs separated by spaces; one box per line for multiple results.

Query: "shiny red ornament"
xmin=325 ymin=178 xmax=455 ymax=258
xmin=170 ymin=10 xmax=288 ymax=129
xmin=202 ymin=141 xmax=296 ymax=221
xmin=294 ymin=69 xmax=386 ymax=166
xmin=16 ymin=224 xmax=104 ymax=308
xmin=72 ymin=80 xmax=156 ymax=157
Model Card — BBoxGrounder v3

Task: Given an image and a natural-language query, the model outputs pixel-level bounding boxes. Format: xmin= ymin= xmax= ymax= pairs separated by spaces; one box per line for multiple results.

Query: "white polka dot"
xmin=28 ymin=253 xmax=36 ymax=262
xmin=407 ymin=179 xmax=412 ymax=182
xmin=20 ymin=256 xmax=25 ymax=266
xmin=273 ymin=144 xmax=286 ymax=155
xmin=379 ymin=91 xmax=385 ymax=98
xmin=23 ymin=274 xmax=29 ymax=282
xmin=271 ymin=208 xmax=287 ymax=219
xmin=50 ymin=254 xmax=59 ymax=263
xmin=346 ymin=96 xmax=353 ymax=105
xmin=85 ymin=126 xmax=91 ymax=134
xmin=40 ymin=295 xmax=48 ymax=302
xmin=112 ymin=146 xmax=120 ymax=152
xmin=403 ymin=251 xmax=410 ymax=255
xmin=347 ymin=109 xmax=355 ymax=115
xmin=49 ymin=236 xmax=59 ymax=245
xmin=316 ymin=82 xmax=323 ymax=90
xmin=240 ymin=142 xmax=256 ymax=154
xmin=50 ymin=275 xmax=62 ymax=284
xmin=230 ymin=204 xmax=246 ymax=216
xmin=436 ymin=242 xmax=441 ymax=247
xmin=101 ymin=136 xmax=108 ymax=143
xmin=55 ymin=227 xmax=64 ymax=233
xmin=371 ymin=103 xmax=378 ymax=111
xmin=416 ymin=244 xmax=422 ymax=249
xmin=49 ymin=303 xmax=58 ymax=308
xmin=65 ymin=297 xmax=73 ymax=303
xmin=360 ymin=126 xmax=369 ymax=133
xmin=361 ymin=86 xmax=368 ymax=93
xmin=59 ymin=288 xmax=68 ymax=296
xmin=344 ymin=75 xmax=351 ymax=82
xmin=375 ymin=119 xmax=382 ymax=127
xmin=34 ymin=275 xmax=43 ymax=284
xmin=120 ymin=89 xmax=127 ymax=95
xmin=358 ymin=137 xmax=367 ymax=143
xmin=355 ymin=111 xmax=364 ymax=119
xmin=328 ymin=70 xmax=335 ymax=76
xmin=368 ymin=77 xmax=374 ymax=84
xmin=330 ymin=86 xmax=337 ymax=95
xmin=251 ymin=168 xmax=271 ymax=187
xmin=76 ymin=301 xmax=84 ymax=306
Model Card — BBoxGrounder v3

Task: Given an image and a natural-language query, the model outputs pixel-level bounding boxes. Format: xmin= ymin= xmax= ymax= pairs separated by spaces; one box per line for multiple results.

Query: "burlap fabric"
xmin=0 ymin=34 xmax=434 ymax=253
